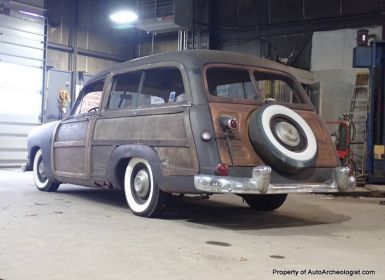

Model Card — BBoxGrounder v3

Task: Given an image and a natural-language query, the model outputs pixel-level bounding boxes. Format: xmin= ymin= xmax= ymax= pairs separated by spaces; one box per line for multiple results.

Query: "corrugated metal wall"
xmin=0 ymin=1 xmax=45 ymax=167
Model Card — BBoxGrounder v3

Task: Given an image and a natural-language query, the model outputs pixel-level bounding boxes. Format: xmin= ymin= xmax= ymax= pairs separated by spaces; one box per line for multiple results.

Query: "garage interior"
xmin=0 ymin=0 xmax=384 ymax=279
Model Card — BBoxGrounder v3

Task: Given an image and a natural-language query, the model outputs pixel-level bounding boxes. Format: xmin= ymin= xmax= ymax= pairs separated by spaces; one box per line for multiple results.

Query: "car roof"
xmin=85 ymin=50 xmax=298 ymax=86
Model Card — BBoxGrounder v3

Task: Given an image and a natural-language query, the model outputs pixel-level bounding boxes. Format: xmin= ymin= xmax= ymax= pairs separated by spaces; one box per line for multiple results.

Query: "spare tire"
xmin=248 ymin=104 xmax=317 ymax=173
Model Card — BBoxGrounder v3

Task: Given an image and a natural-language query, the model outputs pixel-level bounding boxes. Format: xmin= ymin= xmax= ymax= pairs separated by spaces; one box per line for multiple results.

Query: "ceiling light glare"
xmin=110 ymin=10 xmax=138 ymax=24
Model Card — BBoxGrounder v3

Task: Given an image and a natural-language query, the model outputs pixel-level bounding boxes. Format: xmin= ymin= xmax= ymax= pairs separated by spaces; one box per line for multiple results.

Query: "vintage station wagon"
xmin=23 ymin=50 xmax=355 ymax=217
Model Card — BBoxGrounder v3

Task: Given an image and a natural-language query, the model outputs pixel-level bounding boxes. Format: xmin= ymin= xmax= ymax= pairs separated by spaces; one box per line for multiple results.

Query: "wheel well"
xmin=30 ymin=146 xmax=40 ymax=164
xmin=115 ymin=158 xmax=131 ymax=190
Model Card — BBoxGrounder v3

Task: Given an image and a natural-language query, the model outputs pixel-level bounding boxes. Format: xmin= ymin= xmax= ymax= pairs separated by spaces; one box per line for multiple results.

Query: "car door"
xmin=52 ymin=79 xmax=104 ymax=179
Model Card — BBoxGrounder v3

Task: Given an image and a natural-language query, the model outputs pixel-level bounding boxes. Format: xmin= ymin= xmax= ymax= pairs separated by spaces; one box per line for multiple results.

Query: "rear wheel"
xmin=33 ymin=149 xmax=60 ymax=192
xmin=242 ymin=194 xmax=287 ymax=211
xmin=124 ymin=158 xmax=166 ymax=217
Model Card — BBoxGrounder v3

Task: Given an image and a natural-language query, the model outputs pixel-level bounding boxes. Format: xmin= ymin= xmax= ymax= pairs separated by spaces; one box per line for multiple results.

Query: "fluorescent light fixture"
xmin=19 ymin=10 xmax=44 ymax=18
xmin=110 ymin=10 xmax=138 ymax=24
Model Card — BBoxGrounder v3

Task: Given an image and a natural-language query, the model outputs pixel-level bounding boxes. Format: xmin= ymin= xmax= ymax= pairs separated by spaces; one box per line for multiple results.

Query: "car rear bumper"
xmin=194 ymin=166 xmax=356 ymax=194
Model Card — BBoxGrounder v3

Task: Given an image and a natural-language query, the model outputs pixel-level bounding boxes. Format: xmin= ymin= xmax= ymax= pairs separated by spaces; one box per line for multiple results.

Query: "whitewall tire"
xmin=33 ymin=149 xmax=59 ymax=192
xmin=124 ymin=158 xmax=166 ymax=217
xmin=249 ymin=104 xmax=317 ymax=173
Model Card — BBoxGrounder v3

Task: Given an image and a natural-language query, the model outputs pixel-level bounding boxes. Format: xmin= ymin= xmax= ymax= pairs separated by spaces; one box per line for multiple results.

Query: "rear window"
xmin=207 ymin=68 xmax=258 ymax=101
xmin=206 ymin=67 xmax=305 ymax=104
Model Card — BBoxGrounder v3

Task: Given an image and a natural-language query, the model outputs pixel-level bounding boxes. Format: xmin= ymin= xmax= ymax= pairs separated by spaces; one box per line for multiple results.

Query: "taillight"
xmin=219 ymin=115 xmax=238 ymax=130
xmin=215 ymin=163 xmax=230 ymax=176
xmin=228 ymin=118 xmax=238 ymax=129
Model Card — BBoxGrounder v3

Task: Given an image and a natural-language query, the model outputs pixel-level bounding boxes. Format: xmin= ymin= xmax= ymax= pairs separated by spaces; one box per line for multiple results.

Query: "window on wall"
xmin=73 ymin=80 xmax=104 ymax=115
xmin=106 ymin=67 xmax=186 ymax=111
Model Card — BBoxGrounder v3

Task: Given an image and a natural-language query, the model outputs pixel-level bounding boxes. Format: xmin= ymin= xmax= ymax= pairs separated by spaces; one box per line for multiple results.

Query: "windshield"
xmin=206 ymin=67 xmax=306 ymax=104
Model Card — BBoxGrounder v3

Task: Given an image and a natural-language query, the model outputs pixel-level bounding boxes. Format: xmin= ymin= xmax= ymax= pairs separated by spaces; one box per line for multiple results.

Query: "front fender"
xmin=26 ymin=121 xmax=60 ymax=183
xmin=107 ymin=144 xmax=164 ymax=191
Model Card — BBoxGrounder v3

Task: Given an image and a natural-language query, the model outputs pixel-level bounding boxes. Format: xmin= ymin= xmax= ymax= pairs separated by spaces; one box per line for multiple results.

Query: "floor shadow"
xmin=163 ymin=196 xmax=350 ymax=231
xmin=56 ymin=185 xmax=350 ymax=231
xmin=57 ymin=187 xmax=127 ymax=209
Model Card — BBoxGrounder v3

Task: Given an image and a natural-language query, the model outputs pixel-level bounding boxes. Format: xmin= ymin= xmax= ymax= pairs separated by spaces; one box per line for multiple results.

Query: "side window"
xmin=107 ymin=71 xmax=142 ymax=110
xmin=73 ymin=80 xmax=104 ymax=116
xmin=207 ymin=68 xmax=257 ymax=100
xmin=253 ymin=72 xmax=304 ymax=104
xmin=138 ymin=67 xmax=186 ymax=107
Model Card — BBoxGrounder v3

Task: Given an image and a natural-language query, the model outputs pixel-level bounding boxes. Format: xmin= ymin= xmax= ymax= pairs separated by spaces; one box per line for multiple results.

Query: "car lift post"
xmin=353 ymin=31 xmax=385 ymax=183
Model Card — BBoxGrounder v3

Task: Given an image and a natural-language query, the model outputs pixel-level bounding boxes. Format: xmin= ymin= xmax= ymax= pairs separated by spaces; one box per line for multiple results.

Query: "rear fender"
xmin=107 ymin=144 xmax=164 ymax=191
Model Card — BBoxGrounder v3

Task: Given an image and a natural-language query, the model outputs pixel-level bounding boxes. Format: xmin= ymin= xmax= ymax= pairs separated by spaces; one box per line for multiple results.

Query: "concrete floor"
xmin=0 ymin=169 xmax=384 ymax=280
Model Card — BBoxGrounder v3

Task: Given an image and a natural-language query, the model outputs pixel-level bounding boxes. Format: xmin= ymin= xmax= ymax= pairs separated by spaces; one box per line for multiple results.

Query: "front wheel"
xmin=124 ymin=158 xmax=166 ymax=217
xmin=242 ymin=194 xmax=287 ymax=211
xmin=33 ymin=149 xmax=60 ymax=192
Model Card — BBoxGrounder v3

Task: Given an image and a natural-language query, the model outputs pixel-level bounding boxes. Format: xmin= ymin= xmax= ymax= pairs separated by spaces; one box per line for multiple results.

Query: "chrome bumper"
xmin=194 ymin=166 xmax=356 ymax=194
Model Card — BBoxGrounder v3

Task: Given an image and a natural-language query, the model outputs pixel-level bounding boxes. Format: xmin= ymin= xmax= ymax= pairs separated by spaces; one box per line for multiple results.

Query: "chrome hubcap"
xmin=38 ymin=160 xmax=47 ymax=181
xmin=133 ymin=169 xmax=150 ymax=199
xmin=275 ymin=121 xmax=300 ymax=147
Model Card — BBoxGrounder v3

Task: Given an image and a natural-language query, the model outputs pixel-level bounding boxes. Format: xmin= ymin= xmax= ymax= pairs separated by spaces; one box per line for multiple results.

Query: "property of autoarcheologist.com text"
xmin=272 ymin=269 xmax=376 ymax=277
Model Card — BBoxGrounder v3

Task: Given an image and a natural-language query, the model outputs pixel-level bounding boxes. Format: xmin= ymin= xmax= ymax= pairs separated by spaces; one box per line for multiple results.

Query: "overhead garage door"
xmin=0 ymin=6 xmax=45 ymax=167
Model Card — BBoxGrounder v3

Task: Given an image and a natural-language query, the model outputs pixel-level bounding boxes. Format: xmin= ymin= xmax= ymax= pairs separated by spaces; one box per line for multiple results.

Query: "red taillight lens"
xmin=219 ymin=115 xmax=238 ymax=130
xmin=216 ymin=163 xmax=229 ymax=176
xmin=228 ymin=118 xmax=238 ymax=129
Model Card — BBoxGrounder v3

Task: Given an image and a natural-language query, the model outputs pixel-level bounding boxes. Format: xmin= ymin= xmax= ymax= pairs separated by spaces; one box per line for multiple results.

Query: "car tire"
xmin=242 ymin=194 xmax=287 ymax=211
xmin=248 ymin=104 xmax=317 ymax=173
xmin=33 ymin=149 xmax=60 ymax=192
xmin=124 ymin=158 xmax=166 ymax=217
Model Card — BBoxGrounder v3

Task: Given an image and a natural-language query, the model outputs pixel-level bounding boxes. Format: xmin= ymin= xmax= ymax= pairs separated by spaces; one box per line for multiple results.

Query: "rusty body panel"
xmin=209 ymin=103 xmax=263 ymax=166
xmin=209 ymin=102 xmax=339 ymax=168
xmin=53 ymin=117 xmax=92 ymax=179
xmin=92 ymin=108 xmax=198 ymax=177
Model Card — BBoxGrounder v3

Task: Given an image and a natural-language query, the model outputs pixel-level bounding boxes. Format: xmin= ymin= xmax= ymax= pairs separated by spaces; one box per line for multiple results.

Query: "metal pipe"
xmin=184 ymin=30 xmax=187 ymax=50
xmin=41 ymin=0 xmax=48 ymax=123
xmin=177 ymin=30 xmax=181 ymax=50
xmin=47 ymin=42 xmax=125 ymax=62
xmin=192 ymin=0 xmax=195 ymax=49
xmin=70 ymin=0 xmax=78 ymax=105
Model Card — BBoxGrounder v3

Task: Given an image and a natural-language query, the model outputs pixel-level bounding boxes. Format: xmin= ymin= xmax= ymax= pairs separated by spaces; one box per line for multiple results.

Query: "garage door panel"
xmin=0 ymin=136 xmax=27 ymax=148
xmin=0 ymin=42 xmax=44 ymax=60
xmin=0 ymin=63 xmax=43 ymax=91
xmin=0 ymin=54 xmax=43 ymax=68
xmin=0 ymin=12 xmax=44 ymax=167
xmin=0 ymin=26 xmax=43 ymax=43
xmin=0 ymin=14 xmax=44 ymax=35
xmin=0 ymin=123 xmax=38 ymax=135
xmin=0 ymin=151 xmax=27 ymax=161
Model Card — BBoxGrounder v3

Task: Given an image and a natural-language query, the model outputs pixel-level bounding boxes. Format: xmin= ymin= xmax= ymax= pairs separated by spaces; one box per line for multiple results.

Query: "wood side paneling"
xmin=55 ymin=121 xmax=88 ymax=142
xmin=54 ymin=147 xmax=85 ymax=174
xmin=209 ymin=103 xmax=264 ymax=166
xmin=209 ymin=103 xmax=339 ymax=168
